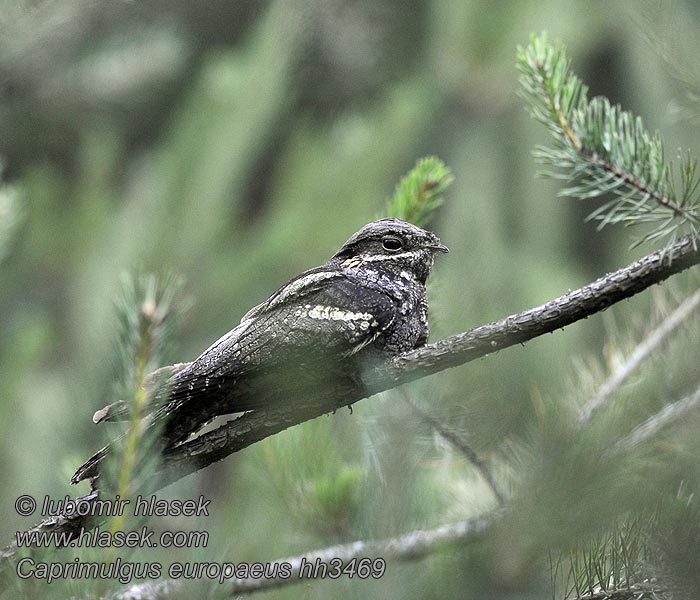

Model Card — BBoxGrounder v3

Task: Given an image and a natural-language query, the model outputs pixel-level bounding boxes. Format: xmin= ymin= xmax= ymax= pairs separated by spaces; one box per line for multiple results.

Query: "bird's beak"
xmin=426 ymin=242 xmax=449 ymax=253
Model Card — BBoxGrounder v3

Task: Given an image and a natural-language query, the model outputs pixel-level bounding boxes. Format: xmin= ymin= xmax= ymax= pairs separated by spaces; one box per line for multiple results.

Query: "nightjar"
xmin=72 ymin=217 xmax=447 ymax=484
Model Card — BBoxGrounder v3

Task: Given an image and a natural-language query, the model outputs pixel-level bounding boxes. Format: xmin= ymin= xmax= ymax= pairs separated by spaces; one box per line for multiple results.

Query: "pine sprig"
xmin=559 ymin=518 xmax=670 ymax=600
xmin=385 ymin=156 xmax=453 ymax=228
xmin=113 ymin=273 xmax=185 ymax=397
xmin=107 ymin=273 xmax=186 ymax=503
xmin=517 ymin=33 xmax=700 ymax=247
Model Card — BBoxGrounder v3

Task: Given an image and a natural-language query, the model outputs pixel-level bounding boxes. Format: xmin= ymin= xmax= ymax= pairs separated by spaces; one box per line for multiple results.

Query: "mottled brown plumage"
xmin=72 ymin=218 xmax=447 ymax=484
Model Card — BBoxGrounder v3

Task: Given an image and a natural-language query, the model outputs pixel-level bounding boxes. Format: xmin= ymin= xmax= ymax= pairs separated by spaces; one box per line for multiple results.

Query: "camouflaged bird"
xmin=72 ymin=218 xmax=447 ymax=484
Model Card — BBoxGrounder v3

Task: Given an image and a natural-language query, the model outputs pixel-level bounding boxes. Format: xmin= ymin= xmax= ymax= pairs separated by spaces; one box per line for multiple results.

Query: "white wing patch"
xmin=307 ymin=305 xmax=374 ymax=324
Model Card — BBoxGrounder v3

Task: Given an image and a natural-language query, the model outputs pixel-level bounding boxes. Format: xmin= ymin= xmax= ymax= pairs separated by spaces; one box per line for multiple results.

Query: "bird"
xmin=71 ymin=217 xmax=448 ymax=484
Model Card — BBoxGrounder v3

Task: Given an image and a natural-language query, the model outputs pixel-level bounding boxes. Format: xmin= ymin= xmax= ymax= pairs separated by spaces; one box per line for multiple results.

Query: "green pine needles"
xmin=108 ymin=273 xmax=186 ymax=499
xmin=385 ymin=156 xmax=454 ymax=228
xmin=518 ymin=33 xmax=700 ymax=247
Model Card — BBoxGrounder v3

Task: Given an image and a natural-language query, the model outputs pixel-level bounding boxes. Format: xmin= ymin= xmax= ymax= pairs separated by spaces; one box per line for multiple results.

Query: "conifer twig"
xmin=518 ymin=33 xmax=700 ymax=246
xmin=105 ymin=275 xmax=184 ymax=515
xmin=610 ymin=385 xmax=700 ymax=456
xmin=0 ymin=275 xmax=185 ymax=582
xmin=104 ymin=512 xmax=497 ymax=598
xmin=399 ymin=389 xmax=506 ymax=505
xmin=578 ymin=287 xmax=700 ymax=426
xmin=3 ymin=231 xmax=700 ymax=573
xmin=385 ymin=156 xmax=453 ymax=228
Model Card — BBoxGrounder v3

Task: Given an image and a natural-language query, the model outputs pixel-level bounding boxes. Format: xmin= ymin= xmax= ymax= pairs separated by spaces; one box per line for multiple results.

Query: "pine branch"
xmin=610 ymin=384 xmax=700 ymax=456
xmin=517 ymin=33 xmax=700 ymax=246
xmin=577 ymin=287 xmax=700 ymax=426
xmin=0 ymin=274 xmax=185 ymax=585
xmin=95 ymin=274 xmax=185 ymax=503
xmin=3 ymin=233 xmax=699 ymax=575
xmin=103 ymin=512 xmax=497 ymax=598
xmin=559 ymin=516 xmax=673 ymax=600
xmin=108 ymin=580 xmax=180 ymax=600
xmin=110 ymin=275 xmax=181 ymax=520
xmin=152 ymin=233 xmax=700 ymax=488
xmin=385 ymin=156 xmax=453 ymax=228
xmin=399 ymin=389 xmax=506 ymax=506
xmin=564 ymin=586 xmax=674 ymax=600
xmin=233 ymin=512 xmax=496 ymax=594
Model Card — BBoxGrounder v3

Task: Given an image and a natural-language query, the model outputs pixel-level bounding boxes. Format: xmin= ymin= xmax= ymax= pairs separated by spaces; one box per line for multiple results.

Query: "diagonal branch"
xmin=578 ymin=286 xmax=700 ymax=426
xmin=233 ymin=511 xmax=496 ymax=594
xmin=2 ymin=233 xmax=700 ymax=573
xmin=610 ymin=384 xmax=700 ymax=456
xmin=105 ymin=512 xmax=498 ymax=599
xmin=153 ymin=233 xmax=700 ymax=488
xmin=398 ymin=389 xmax=506 ymax=506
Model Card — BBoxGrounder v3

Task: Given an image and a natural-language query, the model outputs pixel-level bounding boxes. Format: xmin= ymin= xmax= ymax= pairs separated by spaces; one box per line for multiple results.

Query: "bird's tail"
xmin=70 ymin=363 xmax=191 ymax=485
xmin=70 ymin=445 xmax=110 ymax=485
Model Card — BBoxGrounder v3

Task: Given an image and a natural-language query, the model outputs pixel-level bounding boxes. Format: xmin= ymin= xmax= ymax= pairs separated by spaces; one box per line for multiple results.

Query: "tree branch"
xmin=577 ymin=286 xmax=700 ymax=426
xmin=231 ymin=511 xmax=496 ymax=595
xmin=610 ymin=384 xmax=700 ymax=456
xmin=153 ymin=233 xmax=700 ymax=487
xmin=105 ymin=512 xmax=497 ymax=598
xmin=3 ymin=234 xmax=700 ymax=574
xmin=398 ymin=389 xmax=506 ymax=505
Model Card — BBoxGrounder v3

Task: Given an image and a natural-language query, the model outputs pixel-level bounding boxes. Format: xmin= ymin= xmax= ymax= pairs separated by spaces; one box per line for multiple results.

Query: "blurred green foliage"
xmin=2 ymin=1 xmax=700 ymax=598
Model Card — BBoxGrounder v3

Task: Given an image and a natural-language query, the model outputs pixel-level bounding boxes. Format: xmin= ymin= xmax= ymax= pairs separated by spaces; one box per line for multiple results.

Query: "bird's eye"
xmin=382 ymin=236 xmax=403 ymax=252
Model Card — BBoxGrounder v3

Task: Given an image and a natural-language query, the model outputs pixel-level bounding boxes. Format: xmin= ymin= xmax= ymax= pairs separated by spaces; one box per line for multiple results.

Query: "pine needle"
xmin=517 ymin=33 xmax=700 ymax=248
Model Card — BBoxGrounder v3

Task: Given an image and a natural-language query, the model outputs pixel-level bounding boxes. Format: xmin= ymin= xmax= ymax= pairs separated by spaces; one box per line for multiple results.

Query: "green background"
xmin=1 ymin=1 xmax=700 ymax=598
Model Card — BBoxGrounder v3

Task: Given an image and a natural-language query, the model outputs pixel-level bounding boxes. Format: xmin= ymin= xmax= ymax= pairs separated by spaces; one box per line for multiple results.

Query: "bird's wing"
xmin=173 ymin=272 xmax=396 ymax=386
xmin=156 ymin=273 xmax=397 ymax=439
xmin=240 ymin=266 xmax=343 ymax=321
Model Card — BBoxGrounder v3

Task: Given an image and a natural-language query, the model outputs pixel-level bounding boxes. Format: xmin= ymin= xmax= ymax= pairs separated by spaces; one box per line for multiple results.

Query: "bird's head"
xmin=329 ymin=218 xmax=448 ymax=284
